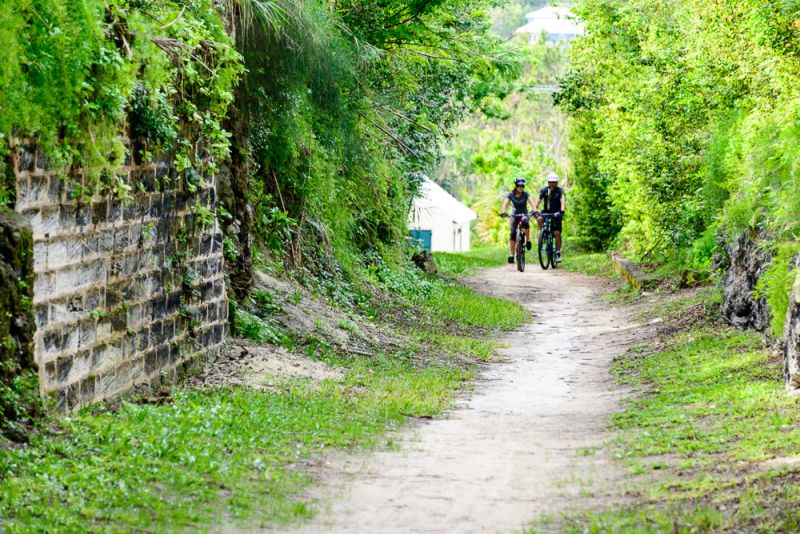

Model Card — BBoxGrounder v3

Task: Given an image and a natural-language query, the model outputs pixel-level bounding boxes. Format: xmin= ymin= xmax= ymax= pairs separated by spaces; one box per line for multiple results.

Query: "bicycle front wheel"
xmin=546 ymin=234 xmax=555 ymax=269
xmin=538 ymin=231 xmax=548 ymax=270
xmin=516 ymin=230 xmax=525 ymax=272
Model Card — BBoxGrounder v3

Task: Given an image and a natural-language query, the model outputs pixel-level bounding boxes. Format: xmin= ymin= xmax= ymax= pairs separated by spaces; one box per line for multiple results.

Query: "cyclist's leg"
xmin=522 ymin=216 xmax=532 ymax=250
xmin=553 ymin=217 xmax=563 ymax=258
xmin=508 ymin=216 xmax=517 ymax=262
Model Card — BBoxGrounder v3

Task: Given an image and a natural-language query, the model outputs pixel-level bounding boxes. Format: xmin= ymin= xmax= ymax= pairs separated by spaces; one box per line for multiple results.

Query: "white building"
xmin=515 ymin=4 xmax=584 ymax=44
xmin=410 ymin=178 xmax=477 ymax=252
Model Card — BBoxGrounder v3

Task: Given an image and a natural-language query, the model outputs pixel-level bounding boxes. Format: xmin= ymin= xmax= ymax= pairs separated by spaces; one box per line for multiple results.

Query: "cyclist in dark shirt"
xmin=501 ymin=177 xmax=536 ymax=264
xmin=534 ymin=173 xmax=566 ymax=261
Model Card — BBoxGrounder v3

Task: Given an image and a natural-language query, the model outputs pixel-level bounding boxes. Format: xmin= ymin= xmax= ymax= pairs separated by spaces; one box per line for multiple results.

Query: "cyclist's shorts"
xmin=539 ymin=214 xmax=563 ymax=233
xmin=509 ymin=214 xmax=530 ymax=241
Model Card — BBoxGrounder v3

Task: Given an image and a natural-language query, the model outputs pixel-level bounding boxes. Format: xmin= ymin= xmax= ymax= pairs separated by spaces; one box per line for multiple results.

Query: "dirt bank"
xmin=281 ymin=266 xmax=644 ymax=533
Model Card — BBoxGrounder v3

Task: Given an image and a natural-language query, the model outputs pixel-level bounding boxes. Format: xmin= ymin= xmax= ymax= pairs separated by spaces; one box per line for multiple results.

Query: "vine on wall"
xmin=0 ymin=0 xmax=242 ymax=204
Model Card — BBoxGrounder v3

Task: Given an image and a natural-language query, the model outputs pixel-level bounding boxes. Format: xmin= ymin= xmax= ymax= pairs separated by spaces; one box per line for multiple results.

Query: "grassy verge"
xmin=1 ymin=357 xmax=468 ymax=530
xmin=547 ymin=289 xmax=800 ymax=532
xmin=560 ymin=248 xmax=616 ymax=277
xmin=1 ymin=260 xmax=527 ymax=531
xmin=433 ymin=246 xmax=508 ymax=276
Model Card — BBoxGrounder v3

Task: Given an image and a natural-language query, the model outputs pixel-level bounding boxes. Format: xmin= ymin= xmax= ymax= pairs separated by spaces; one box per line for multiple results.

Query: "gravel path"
xmin=282 ymin=266 xmax=642 ymax=533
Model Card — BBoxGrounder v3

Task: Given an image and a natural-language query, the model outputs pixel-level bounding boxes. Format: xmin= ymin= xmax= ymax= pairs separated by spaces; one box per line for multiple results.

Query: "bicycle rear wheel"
xmin=538 ymin=231 xmax=548 ymax=270
xmin=516 ymin=229 xmax=525 ymax=272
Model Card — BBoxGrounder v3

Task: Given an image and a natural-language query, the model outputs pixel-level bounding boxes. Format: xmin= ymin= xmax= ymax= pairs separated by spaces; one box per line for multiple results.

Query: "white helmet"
xmin=546 ymin=172 xmax=559 ymax=183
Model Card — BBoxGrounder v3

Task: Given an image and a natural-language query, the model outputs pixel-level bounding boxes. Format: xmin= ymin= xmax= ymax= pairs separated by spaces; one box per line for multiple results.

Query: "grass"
xmin=545 ymin=291 xmax=800 ymax=532
xmin=411 ymin=331 xmax=501 ymax=362
xmin=433 ymin=246 xmax=508 ymax=276
xmin=1 ymin=256 xmax=528 ymax=531
xmin=560 ymin=248 xmax=616 ymax=277
xmin=426 ymin=283 xmax=528 ymax=330
xmin=0 ymin=350 xmax=471 ymax=531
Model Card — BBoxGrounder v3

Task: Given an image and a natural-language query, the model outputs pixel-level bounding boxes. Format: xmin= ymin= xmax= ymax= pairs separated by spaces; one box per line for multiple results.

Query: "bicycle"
xmin=537 ymin=212 xmax=561 ymax=270
xmin=500 ymin=212 xmax=530 ymax=272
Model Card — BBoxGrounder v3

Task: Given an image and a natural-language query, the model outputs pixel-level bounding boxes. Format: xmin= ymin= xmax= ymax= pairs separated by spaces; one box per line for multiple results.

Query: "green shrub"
xmin=757 ymin=242 xmax=800 ymax=338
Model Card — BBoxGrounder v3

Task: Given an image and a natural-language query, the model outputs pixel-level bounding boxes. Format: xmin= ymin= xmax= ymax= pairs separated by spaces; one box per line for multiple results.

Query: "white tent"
xmin=515 ymin=5 xmax=584 ymax=43
xmin=410 ymin=178 xmax=477 ymax=252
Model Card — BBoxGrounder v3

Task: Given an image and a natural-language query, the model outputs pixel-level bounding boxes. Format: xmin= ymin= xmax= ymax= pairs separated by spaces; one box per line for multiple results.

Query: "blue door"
xmin=410 ymin=229 xmax=432 ymax=251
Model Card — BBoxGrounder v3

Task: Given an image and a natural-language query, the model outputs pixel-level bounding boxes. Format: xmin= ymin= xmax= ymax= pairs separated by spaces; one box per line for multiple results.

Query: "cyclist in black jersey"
xmin=500 ymin=177 xmax=536 ymax=264
xmin=533 ymin=173 xmax=566 ymax=262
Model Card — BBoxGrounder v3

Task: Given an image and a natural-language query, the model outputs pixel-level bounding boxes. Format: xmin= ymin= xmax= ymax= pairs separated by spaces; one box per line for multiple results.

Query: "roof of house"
xmin=515 ymin=5 xmax=584 ymax=38
xmin=413 ymin=178 xmax=477 ymax=224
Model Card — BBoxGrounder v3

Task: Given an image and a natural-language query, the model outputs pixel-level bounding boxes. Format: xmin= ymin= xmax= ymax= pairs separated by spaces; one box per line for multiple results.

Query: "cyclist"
xmin=534 ymin=173 xmax=566 ymax=262
xmin=500 ymin=177 xmax=536 ymax=264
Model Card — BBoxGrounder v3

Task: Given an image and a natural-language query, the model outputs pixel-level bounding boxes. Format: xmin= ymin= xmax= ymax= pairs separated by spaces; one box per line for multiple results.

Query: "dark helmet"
xmin=514 ymin=177 xmax=527 ymax=187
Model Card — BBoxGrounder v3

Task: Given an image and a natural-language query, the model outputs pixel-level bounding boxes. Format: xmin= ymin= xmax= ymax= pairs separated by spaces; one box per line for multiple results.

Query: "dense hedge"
xmin=558 ymin=0 xmax=800 ymax=330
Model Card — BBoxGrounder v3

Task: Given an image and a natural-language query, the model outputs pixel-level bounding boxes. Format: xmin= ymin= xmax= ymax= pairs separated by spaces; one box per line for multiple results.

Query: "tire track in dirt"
xmin=281 ymin=266 xmax=643 ymax=533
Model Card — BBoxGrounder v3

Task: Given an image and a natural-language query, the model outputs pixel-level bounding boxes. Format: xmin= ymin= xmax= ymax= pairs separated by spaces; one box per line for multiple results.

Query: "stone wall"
xmin=12 ymin=140 xmax=228 ymax=410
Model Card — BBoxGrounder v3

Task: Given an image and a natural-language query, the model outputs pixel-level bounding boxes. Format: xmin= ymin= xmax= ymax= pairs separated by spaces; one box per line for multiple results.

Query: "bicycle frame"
xmin=538 ymin=214 xmax=558 ymax=270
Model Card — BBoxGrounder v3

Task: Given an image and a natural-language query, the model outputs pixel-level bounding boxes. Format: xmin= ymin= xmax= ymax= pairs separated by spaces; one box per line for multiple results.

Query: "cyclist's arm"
xmin=533 ymin=197 xmax=542 ymax=212
xmin=528 ymin=196 xmax=536 ymax=213
xmin=561 ymin=194 xmax=566 ymax=212
xmin=501 ymin=197 xmax=510 ymax=214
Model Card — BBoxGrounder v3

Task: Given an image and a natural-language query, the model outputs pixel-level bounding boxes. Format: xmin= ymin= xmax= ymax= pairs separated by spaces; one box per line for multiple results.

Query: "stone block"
xmin=75 ymin=204 xmax=92 ymax=228
xmin=80 ymin=375 xmax=96 ymax=404
xmin=95 ymin=321 xmax=112 ymax=342
xmin=157 ymin=344 xmax=170 ymax=368
xmin=47 ymin=176 xmax=64 ymax=204
xmin=149 ymin=320 xmax=164 ymax=347
xmin=33 ymin=244 xmax=47 ymax=271
xmin=15 ymin=176 xmax=31 ymax=209
xmin=27 ymin=175 xmax=47 ymax=206
xmin=108 ymin=199 xmax=124 ymax=224
xmin=149 ymin=194 xmax=164 ymax=219
xmin=135 ymin=328 xmax=150 ymax=352
xmin=43 ymin=329 xmax=62 ymax=357
xmin=92 ymin=201 xmax=109 ymax=225
xmin=66 ymin=382 xmax=80 ymax=411
xmin=67 ymin=350 xmax=91 ymax=383
xmin=58 ymin=261 xmax=106 ymax=296
xmin=61 ymin=324 xmax=80 ymax=353
xmin=44 ymin=360 xmax=57 ymax=388
xmin=144 ymin=350 xmax=158 ymax=375
xmin=130 ymin=356 xmax=144 ymax=383
xmin=17 ymin=145 xmax=35 ymax=173
xmin=46 ymin=240 xmax=68 ymax=270
xmin=34 ymin=146 xmax=49 ymax=172
xmin=84 ymin=287 xmax=104 ymax=315
xmin=97 ymin=369 xmax=117 ymax=396
xmin=113 ymin=226 xmax=133 ymax=254
xmin=57 ymin=354 xmax=73 ymax=382
xmin=35 ymin=304 xmax=49 ymax=330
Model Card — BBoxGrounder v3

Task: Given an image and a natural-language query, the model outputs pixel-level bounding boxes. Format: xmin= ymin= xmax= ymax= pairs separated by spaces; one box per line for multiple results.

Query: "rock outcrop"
xmin=0 ymin=208 xmax=37 ymax=439
xmin=717 ymin=232 xmax=771 ymax=331
xmin=783 ymin=255 xmax=800 ymax=393
xmin=0 ymin=209 xmax=35 ymax=369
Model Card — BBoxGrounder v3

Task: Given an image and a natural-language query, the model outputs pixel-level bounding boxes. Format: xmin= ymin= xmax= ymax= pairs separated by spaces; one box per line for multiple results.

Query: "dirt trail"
xmin=285 ymin=267 xmax=642 ymax=533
